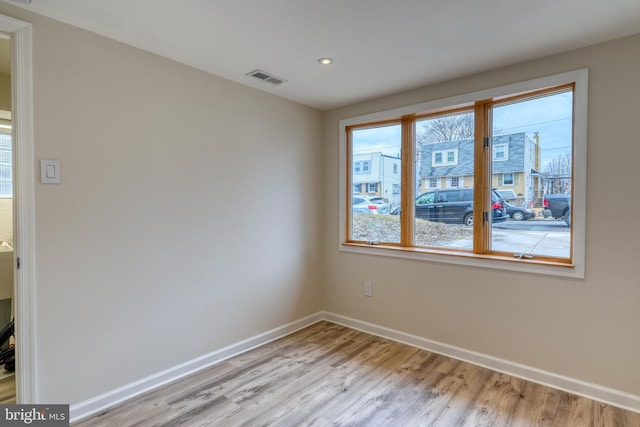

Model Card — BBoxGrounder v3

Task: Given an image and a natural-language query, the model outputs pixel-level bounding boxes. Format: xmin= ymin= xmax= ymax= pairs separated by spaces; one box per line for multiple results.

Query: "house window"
xmin=393 ymin=163 xmax=398 ymax=174
xmin=447 ymin=152 xmax=455 ymax=163
xmin=432 ymin=149 xmax=458 ymax=166
xmin=0 ymin=133 xmax=11 ymax=198
xmin=354 ymin=162 xmax=361 ymax=173
xmin=342 ymin=70 xmax=587 ymax=277
xmin=348 ymin=124 xmax=402 ymax=243
xmin=493 ymin=144 xmax=508 ymax=161
xmin=353 ymin=184 xmax=361 ymax=193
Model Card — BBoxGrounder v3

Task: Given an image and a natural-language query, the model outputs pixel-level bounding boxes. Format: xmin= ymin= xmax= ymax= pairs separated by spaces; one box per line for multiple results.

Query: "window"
xmin=432 ymin=149 xmax=458 ymax=166
xmin=342 ymin=70 xmax=587 ymax=277
xmin=493 ymin=144 xmax=508 ymax=161
xmin=0 ymin=133 xmax=11 ymax=198
xmin=362 ymin=161 xmax=370 ymax=172
xmin=348 ymin=124 xmax=401 ymax=243
xmin=393 ymin=163 xmax=398 ymax=174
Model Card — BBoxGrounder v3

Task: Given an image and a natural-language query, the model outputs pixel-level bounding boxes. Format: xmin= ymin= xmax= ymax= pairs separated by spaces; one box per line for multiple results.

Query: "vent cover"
xmin=246 ymin=69 xmax=287 ymax=85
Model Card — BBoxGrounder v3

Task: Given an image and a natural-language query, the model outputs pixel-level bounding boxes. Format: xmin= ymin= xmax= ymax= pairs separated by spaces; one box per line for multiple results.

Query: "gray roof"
xmin=419 ymin=132 xmax=532 ymax=178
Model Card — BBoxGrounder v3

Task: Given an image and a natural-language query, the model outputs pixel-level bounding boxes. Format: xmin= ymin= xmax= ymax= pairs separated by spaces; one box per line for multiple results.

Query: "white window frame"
xmin=428 ymin=177 xmax=439 ymax=188
xmin=432 ymin=149 xmax=458 ymax=166
xmin=339 ymin=69 xmax=588 ymax=278
xmin=493 ymin=144 xmax=508 ymax=161
xmin=502 ymin=173 xmax=514 ymax=186
xmin=448 ymin=177 xmax=460 ymax=188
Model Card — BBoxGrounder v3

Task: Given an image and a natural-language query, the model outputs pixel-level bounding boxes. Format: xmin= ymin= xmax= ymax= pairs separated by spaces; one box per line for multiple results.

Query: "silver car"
xmin=352 ymin=195 xmax=389 ymax=214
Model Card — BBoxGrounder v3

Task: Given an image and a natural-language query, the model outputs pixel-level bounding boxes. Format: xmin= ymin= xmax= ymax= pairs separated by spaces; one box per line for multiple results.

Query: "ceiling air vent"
xmin=246 ymin=69 xmax=287 ymax=85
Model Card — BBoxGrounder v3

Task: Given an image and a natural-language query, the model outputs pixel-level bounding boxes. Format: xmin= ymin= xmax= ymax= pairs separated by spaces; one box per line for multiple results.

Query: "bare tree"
xmin=416 ymin=113 xmax=474 ymax=145
xmin=543 ymin=153 xmax=571 ymax=194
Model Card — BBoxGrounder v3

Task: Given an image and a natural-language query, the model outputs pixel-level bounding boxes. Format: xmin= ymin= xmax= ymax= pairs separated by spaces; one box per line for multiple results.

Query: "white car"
xmin=352 ymin=195 xmax=389 ymax=214
xmin=368 ymin=197 xmax=390 ymax=214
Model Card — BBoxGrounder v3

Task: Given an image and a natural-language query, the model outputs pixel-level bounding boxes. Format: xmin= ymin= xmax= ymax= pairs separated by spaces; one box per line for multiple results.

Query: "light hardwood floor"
xmin=74 ymin=321 xmax=640 ymax=426
xmin=0 ymin=373 xmax=15 ymax=404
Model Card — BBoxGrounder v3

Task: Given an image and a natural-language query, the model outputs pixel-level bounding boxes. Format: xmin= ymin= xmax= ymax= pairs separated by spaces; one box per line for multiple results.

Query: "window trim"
xmin=432 ymin=149 xmax=458 ymax=166
xmin=339 ymin=69 xmax=588 ymax=278
xmin=493 ymin=144 xmax=508 ymax=162
xmin=502 ymin=173 xmax=514 ymax=186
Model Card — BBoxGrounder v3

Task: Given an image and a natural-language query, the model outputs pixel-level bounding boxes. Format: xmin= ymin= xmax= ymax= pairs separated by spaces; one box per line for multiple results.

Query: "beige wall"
xmin=0 ymin=199 xmax=11 ymax=244
xmin=324 ymin=33 xmax=640 ymax=396
xmin=0 ymin=4 xmax=324 ymax=405
xmin=1 ymin=0 xmax=639 ymax=409
xmin=0 ymin=73 xmax=10 ymax=112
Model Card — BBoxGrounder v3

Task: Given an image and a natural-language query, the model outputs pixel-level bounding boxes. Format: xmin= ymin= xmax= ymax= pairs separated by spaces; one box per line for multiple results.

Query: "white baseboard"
xmin=70 ymin=312 xmax=324 ymax=423
xmin=70 ymin=310 xmax=640 ymax=423
xmin=323 ymin=312 xmax=640 ymax=414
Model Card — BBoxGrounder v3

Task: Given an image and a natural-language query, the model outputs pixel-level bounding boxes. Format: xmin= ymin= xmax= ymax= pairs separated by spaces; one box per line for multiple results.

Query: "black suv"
xmin=414 ymin=188 xmax=508 ymax=226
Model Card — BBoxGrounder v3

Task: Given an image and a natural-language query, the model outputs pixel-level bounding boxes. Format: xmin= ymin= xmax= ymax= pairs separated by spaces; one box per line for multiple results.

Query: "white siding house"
xmin=353 ymin=152 xmax=401 ymax=206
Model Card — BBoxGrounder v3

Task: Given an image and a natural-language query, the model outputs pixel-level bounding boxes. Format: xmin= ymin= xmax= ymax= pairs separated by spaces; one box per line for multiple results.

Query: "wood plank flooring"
xmin=0 ymin=373 xmax=15 ymax=404
xmin=74 ymin=321 xmax=640 ymax=426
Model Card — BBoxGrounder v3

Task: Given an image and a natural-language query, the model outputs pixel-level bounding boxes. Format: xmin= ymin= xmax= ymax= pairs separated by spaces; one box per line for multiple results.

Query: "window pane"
xmin=0 ymin=133 xmax=11 ymax=198
xmin=414 ymin=111 xmax=474 ymax=248
xmin=490 ymin=90 xmax=573 ymax=258
xmin=350 ymin=124 xmax=401 ymax=243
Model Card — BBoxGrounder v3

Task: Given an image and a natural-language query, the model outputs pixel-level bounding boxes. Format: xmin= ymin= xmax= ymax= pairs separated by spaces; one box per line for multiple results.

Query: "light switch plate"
xmin=40 ymin=160 xmax=61 ymax=184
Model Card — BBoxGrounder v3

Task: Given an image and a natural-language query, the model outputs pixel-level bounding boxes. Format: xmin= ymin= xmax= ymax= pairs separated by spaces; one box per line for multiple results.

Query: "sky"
xmin=352 ymin=90 xmax=573 ymax=172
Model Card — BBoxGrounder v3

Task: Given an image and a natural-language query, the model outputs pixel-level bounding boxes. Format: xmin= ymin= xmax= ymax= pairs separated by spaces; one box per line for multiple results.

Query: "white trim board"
xmin=70 ymin=310 xmax=640 ymax=422
xmin=0 ymin=12 xmax=36 ymax=405
xmin=70 ymin=312 xmax=324 ymax=423
xmin=323 ymin=312 xmax=640 ymax=414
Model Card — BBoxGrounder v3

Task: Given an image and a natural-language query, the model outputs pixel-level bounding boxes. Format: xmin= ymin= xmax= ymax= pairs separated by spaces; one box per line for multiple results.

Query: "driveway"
xmin=448 ymin=219 xmax=570 ymax=258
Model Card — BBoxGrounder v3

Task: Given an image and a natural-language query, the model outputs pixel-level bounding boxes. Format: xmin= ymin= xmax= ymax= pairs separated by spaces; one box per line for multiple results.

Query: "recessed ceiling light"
xmin=317 ymin=57 xmax=334 ymax=65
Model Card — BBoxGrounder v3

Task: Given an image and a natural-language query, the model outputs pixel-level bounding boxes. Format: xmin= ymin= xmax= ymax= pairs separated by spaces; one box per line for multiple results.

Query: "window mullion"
xmin=400 ymin=118 xmax=414 ymax=247
xmin=473 ymin=100 xmax=491 ymax=254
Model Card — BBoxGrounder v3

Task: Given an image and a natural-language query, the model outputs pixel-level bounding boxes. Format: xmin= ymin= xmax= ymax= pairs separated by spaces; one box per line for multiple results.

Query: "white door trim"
xmin=0 ymin=13 xmax=36 ymax=403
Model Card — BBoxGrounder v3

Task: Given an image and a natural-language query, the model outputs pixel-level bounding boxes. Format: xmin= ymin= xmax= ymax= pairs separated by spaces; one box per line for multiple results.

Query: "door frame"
xmin=0 ymin=13 xmax=35 ymax=403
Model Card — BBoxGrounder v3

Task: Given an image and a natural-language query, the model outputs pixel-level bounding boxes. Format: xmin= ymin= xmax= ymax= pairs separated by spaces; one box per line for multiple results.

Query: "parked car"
xmin=543 ymin=194 xmax=571 ymax=226
xmin=352 ymin=195 xmax=382 ymax=214
xmin=367 ymin=197 xmax=390 ymax=214
xmin=392 ymin=188 xmax=508 ymax=226
xmin=505 ymin=202 xmax=536 ymax=221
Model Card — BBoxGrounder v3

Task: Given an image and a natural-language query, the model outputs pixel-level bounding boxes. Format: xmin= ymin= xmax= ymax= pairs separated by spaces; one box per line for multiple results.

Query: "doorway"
xmin=0 ymin=13 xmax=35 ymax=404
xmin=0 ymin=34 xmax=14 ymax=403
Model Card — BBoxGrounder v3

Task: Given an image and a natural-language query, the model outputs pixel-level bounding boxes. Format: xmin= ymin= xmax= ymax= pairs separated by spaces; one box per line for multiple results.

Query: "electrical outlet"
xmin=364 ymin=281 xmax=373 ymax=297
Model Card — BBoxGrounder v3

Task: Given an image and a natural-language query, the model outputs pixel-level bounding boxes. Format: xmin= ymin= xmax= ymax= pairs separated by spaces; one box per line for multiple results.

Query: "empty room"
xmin=0 ymin=1 xmax=639 ymax=426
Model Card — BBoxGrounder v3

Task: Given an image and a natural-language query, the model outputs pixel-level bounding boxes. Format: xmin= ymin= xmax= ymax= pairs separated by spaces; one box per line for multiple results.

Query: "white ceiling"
xmin=4 ymin=0 xmax=640 ymax=110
